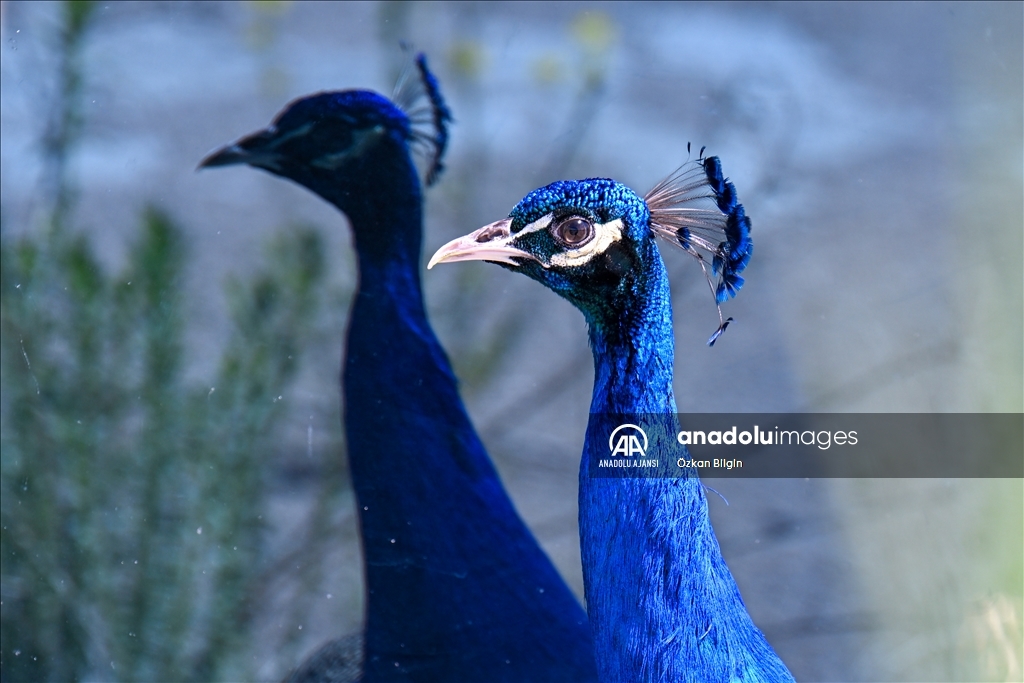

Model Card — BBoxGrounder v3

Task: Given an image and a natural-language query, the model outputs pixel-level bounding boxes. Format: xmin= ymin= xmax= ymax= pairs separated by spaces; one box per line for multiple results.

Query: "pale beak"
xmin=197 ymin=128 xmax=281 ymax=170
xmin=427 ymin=218 xmax=540 ymax=269
xmin=197 ymin=143 xmax=250 ymax=168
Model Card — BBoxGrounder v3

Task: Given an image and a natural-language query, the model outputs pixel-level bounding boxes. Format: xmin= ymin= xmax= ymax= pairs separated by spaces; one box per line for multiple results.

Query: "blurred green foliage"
xmin=0 ymin=2 xmax=336 ymax=680
xmin=0 ymin=213 xmax=329 ymax=682
xmin=43 ymin=1 xmax=95 ymax=228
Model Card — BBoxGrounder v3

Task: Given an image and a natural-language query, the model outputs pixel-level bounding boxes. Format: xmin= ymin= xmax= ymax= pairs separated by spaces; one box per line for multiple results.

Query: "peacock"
xmin=200 ymin=55 xmax=597 ymax=682
xmin=429 ymin=152 xmax=794 ymax=682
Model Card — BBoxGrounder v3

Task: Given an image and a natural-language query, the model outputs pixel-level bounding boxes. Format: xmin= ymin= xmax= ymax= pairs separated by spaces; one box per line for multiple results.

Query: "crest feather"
xmin=393 ymin=51 xmax=452 ymax=187
xmin=644 ymin=148 xmax=753 ymax=345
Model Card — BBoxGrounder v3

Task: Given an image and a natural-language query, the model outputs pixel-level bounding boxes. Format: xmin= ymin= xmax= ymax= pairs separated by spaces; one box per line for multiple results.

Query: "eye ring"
xmin=550 ymin=216 xmax=595 ymax=249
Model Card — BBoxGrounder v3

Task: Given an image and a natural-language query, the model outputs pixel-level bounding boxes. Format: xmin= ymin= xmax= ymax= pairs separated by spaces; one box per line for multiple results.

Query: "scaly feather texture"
xmin=430 ymin=157 xmax=793 ymax=682
xmin=201 ymin=55 xmax=597 ymax=682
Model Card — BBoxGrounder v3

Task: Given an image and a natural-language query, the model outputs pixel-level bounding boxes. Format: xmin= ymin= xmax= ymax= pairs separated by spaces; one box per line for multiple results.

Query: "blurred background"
xmin=1 ymin=2 xmax=1021 ymax=681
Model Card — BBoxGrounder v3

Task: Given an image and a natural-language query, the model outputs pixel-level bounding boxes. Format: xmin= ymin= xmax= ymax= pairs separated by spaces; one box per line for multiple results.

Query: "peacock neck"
xmin=340 ymin=175 xmax=597 ymax=681
xmin=579 ymin=241 xmax=792 ymax=681
xmin=318 ymin=145 xmax=425 ymax=275
xmin=341 ymin=170 xmax=429 ymax=342
xmin=586 ymin=239 xmax=676 ymax=416
xmin=351 ymin=205 xmax=425 ymax=312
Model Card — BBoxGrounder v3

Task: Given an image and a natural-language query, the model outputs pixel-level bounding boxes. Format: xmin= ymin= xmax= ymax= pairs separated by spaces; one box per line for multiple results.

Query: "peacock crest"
xmin=645 ymin=145 xmax=753 ymax=345
xmin=393 ymin=52 xmax=452 ymax=187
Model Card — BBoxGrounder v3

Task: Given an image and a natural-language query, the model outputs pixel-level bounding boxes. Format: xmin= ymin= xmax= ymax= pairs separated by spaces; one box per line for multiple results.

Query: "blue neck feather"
xmin=335 ymin=153 xmax=597 ymax=681
xmin=579 ymin=241 xmax=793 ymax=682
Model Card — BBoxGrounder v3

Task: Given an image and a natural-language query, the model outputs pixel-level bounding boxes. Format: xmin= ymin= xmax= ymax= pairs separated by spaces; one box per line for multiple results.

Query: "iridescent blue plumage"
xmin=430 ymin=158 xmax=792 ymax=682
xmin=392 ymin=54 xmax=451 ymax=187
xmin=700 ymin=155 xmax=753 ymax=303
xmin=201 ymin=55 xmax=596 ymax=682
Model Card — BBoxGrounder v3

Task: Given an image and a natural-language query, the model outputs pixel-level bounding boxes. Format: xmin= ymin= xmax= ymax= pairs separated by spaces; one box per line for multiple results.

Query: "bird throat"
xmin=577 ymin=241 xmax=781 ymax=680
xmin=586 ymin=240 xmax=676 ymax=416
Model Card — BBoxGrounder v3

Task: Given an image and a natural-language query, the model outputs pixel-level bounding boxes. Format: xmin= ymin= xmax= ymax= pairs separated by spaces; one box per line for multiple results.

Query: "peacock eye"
xmin=551 ymin=217 xmax=594 ymax=248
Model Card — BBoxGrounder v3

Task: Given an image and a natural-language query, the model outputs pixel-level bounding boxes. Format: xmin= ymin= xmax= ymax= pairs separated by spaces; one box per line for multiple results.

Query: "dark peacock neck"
xmin=320 ymin=145 xmax=425 ymax=275
xmin=585 ymin=239 xmax=677 ymax=417
xmin=579 ymin=240 xmax=793 ymax=682
xmin=339 ymin=160 xmax=597 ymax=681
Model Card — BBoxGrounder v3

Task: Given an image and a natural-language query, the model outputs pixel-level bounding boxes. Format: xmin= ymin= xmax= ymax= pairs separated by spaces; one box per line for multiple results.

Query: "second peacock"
xmin=201 ymin=56 xmax=597 ymax=682
xmin=430 ymin=154 xmax=794 ymax=682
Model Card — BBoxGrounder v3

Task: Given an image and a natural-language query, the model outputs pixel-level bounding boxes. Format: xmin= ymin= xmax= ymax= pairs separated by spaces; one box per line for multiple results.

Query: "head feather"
xmin=644 ymin=147 xmax=752 ymax=345
xmin=393 ymin=51 xmax=452 ymax=187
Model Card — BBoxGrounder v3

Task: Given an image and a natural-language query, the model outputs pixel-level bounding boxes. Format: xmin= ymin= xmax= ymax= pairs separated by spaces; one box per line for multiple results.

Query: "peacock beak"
xmin=427 ymin=218 xmax=540 ymax=269
xmin=198 ymin=143 xmax=249 ymax=168
xmin=197 ymin=128 xmax=282 ymax=171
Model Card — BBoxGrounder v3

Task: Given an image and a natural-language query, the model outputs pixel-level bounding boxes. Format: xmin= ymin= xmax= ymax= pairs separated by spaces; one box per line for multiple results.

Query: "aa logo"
xmin=609 ymin=424 xmax=648 ymax=458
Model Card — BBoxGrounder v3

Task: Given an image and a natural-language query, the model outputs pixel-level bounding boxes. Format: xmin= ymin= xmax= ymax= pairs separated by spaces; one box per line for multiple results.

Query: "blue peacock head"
xmin=198 ymin=54 xmax=450 ymax=221
xmin=429 ymin=151 xmax=752 ymax=345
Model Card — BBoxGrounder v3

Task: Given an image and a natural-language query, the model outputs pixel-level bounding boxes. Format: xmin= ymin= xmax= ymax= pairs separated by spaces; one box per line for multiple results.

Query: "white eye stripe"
xmin=516 ymin=213 xmax=554 ymax=236
xmin=548 ymin=218 xmax=624 ymax=268
xmin=265 ymin=122 xmax=313 ymax=149
xmin=311 ymin=126 xmax=385 ymax=169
